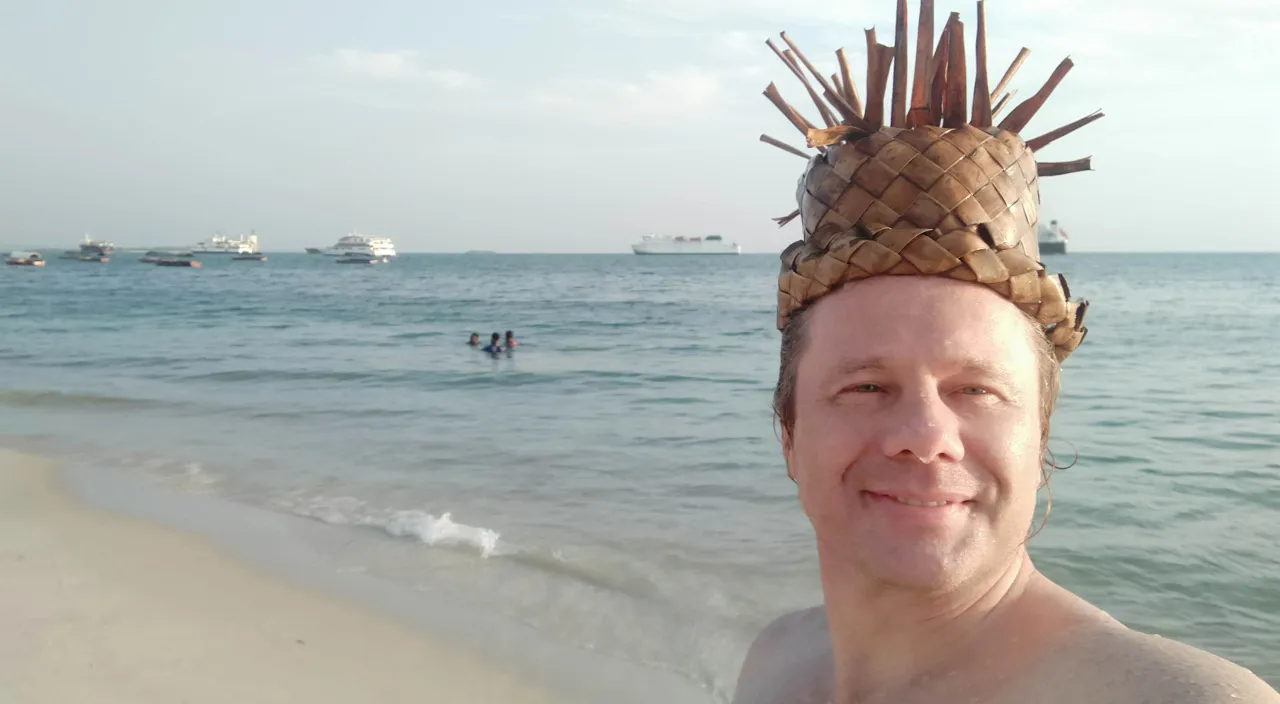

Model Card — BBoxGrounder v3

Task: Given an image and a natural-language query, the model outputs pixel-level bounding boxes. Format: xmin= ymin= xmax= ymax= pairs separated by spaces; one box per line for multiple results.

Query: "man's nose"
xmin=878 ymin=388 xmax=965 ymax=465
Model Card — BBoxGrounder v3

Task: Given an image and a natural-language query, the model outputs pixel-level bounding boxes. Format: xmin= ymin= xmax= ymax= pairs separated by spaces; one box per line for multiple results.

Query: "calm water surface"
xmin=1 ymin=251 xmax=1276 ymax=699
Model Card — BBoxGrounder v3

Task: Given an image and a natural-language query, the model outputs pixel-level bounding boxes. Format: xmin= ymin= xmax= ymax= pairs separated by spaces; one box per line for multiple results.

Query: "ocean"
xmin=1 ymin=251 xmax=1277 ymax=700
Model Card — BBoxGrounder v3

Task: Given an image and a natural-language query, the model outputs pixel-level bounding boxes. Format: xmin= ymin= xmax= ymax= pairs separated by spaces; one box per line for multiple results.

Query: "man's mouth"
xmin=891 ymin=496 xmax=953 ymax=507
xmin=864 ymin=491 xmax=970 ymax=508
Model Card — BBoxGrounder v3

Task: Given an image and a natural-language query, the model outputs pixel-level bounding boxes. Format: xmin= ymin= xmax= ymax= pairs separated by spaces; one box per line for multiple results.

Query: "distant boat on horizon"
xmin=193 ymin=232 xmax=260 ymax=255
xmin=631 ymin=233 xmax=741 ymax=255
xmin=309 ymin=232 xmax=397 ymax=258
xmin=1039 ymin=219 xmax=1069 ymax=255
xmin=60 ymin=234 xmax=112 ymax=262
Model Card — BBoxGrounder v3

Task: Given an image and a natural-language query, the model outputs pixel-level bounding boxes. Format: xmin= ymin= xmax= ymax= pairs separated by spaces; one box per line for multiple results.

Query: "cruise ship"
xmin=192 ymin=232 xmax=260 ymax=254
xmin=1038 ymin=219 xmax=1069 ymax=255
xmin=311 ymin=232 xmax=397 ymax=258
xmin=631 ymin=234 xmax=741 ymax=255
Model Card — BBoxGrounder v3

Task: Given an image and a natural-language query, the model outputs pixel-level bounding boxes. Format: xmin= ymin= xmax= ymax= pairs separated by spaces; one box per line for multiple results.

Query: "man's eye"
xmin=849 ymin=384 xmax=882 ymax=393
xmin=961 ymin=386 xmax=989 ymax=395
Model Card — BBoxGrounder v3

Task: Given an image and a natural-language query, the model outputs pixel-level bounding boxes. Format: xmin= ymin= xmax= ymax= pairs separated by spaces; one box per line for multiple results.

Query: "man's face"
xmin=784 ymin=276 xmax=1044 ymax=593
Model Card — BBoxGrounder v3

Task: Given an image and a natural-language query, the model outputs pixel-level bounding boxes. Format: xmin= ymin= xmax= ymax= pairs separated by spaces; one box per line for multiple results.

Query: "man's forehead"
xmin=805 ymin=280 xmax=1026 ymax=343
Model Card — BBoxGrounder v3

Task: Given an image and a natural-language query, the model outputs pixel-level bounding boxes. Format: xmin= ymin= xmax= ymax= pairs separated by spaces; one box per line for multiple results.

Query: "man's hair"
xmin=771 ymin=297 xmax=1062 ymax=449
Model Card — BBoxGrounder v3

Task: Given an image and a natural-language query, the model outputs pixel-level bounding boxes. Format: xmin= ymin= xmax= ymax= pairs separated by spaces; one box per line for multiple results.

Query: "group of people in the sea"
xmin=468 ymin=330 xmax=518 ymax=356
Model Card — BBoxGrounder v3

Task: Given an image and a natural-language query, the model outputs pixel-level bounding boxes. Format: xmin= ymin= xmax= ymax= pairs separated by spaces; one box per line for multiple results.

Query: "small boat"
xmin=233 ymin=254 xmax=267 ymax=261
xmin=305 ymin=247 xmax=323 ymax=254
xmin=4 ymin=251 xmax=45 ymax=266
xmin=142 ymin=250 xmax=192 ymax=262
xmin=61 ymin=235 xmax=112 ymax=262
xmin=60 ymin=252 xmax=110 ymax=262
xmin=155 ymin=259 xmax=202 ymax=268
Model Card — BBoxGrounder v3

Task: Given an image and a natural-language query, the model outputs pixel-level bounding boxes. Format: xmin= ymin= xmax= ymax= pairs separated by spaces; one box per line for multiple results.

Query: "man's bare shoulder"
xmin=1043 ymin=623 xmax=1280 ymax=704
xmin=730 ymin=607 xmax=832 ymax=704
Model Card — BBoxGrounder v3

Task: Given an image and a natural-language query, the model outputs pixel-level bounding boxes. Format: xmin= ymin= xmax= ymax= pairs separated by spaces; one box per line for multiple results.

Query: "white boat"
xmin=193 ymin=232 xmax=260 ymax=254
xmin=1038 ymin=219 xmax=1068 ymax=255
xmin=319 ymin=232 xmax=397 ymax=258
xmin=4 ymin=251 xmax=45 ymax=267
xmin=631 ymin=234 xmax=741 ymax=255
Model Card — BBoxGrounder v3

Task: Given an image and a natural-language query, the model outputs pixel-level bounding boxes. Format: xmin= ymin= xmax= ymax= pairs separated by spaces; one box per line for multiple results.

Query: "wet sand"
xmin=0 ymin=449 xmax=561 ymax=704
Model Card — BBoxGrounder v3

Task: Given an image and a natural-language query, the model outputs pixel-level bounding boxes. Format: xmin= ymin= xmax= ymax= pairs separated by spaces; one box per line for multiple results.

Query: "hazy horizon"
xmin=2 ymin=0 xmax=1276 ymax=254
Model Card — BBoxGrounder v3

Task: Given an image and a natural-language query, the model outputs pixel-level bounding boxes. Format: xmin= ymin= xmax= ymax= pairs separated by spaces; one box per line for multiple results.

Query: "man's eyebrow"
xmin=823 ymin=356 xmax=1017 ymax=382
xmin=826 ymin=357 xmax=890 ymax=380
xmin=954 ymin=357 xmax=1014 ymax=376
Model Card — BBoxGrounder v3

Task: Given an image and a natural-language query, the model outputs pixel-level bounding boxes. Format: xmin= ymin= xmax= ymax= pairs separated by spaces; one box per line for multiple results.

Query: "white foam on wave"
xmin=279 ymin=495 xmax=504 ymax=559
xmin=377 ymin=510 xmax=502 ymax=558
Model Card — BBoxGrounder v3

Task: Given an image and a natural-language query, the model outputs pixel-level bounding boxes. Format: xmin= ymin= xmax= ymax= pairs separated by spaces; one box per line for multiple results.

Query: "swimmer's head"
xmin=469 ymin=333 xmax=480 ymax=345
xmin=491 ymin=332 xmax=501 ymax=344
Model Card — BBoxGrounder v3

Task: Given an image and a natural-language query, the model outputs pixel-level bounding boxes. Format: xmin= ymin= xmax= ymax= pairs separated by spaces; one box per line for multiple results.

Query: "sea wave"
xmin=0 ymin=389 xmax=161 ymax=410
xmin=281 ymin=495 xmax=503 ymax=558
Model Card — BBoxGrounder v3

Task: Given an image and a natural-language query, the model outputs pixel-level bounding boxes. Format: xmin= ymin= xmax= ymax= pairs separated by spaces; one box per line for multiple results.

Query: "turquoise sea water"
xmin=1 ymin=251 xmax=1277 ymax=699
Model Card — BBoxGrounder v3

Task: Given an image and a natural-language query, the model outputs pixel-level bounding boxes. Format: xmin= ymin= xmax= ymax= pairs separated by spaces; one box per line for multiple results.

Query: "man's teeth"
xmin=894 ymin=497 xmax=951 ymax=507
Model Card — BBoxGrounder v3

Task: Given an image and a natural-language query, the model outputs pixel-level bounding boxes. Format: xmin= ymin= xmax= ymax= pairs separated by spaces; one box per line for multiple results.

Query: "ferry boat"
xmin=316 ymin=232 xmax=397 ymax=258
xmin=1038 ymin=219 xmax=1069 ymax=255
xmin=192 ymin=232 xmax=260 ymax=254
xmin=4 ymin=251 xmax=45 ymax=267
xmin=631 ymin=233 xmax=741 ymax=255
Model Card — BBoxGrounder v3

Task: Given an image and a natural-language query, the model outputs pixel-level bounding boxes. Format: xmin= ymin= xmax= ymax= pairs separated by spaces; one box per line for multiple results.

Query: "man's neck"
xmin=821 ymin=550 xmax=1037 ymax=704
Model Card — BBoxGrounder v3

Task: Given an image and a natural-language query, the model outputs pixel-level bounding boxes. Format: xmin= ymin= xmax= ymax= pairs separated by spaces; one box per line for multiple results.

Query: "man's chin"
xmin=825 ymin=535 xmax=979 ymax=593
xmin=861 ymin=556 xmax=968 ymax=592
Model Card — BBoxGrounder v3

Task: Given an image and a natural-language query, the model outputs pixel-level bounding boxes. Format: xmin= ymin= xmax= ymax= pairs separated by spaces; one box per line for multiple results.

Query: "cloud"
xmin=530 ymin=67 xmax=726 ymax=126
xmin=315 ymin=49 xmax=477 ymax=90
xmin=610 ymin=0 xmax=875 ymax=24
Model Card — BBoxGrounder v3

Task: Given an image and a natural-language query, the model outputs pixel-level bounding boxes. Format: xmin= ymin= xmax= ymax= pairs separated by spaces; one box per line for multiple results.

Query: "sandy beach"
xmin=0 ymin=449 xmax=561 ymax=704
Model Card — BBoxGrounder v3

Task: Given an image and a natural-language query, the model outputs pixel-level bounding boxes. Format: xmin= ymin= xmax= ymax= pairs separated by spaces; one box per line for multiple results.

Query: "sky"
xmin=1 ymin=0 xmax=1277 ymax=253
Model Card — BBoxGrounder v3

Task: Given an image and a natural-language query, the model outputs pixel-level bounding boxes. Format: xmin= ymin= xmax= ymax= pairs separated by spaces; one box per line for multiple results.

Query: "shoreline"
xmin=0 ymin=448 xmax=567 ymax=704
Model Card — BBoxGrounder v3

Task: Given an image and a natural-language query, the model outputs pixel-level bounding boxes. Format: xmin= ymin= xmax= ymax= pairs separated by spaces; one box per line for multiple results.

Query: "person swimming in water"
xmin=482 ymin=332 xmax=503 ymax=355
xmin=504 ymin=330 xmax=518 ymax=350
xmin=467 ymin=332 xmax=480 ymax=347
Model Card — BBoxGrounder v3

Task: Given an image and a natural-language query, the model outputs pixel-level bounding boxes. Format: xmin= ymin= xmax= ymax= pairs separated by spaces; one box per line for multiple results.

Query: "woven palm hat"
xmin=760 ymin=0 xmax=1101 ymax=362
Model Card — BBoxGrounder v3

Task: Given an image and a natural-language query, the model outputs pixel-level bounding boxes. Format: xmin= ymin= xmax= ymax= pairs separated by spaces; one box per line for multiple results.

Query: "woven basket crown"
xmin=759 ymin=0 xmax=1101 ymax=362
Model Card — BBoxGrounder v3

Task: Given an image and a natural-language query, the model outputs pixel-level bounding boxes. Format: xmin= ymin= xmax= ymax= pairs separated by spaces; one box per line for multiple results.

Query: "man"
xmin=734 ymin=3 xmax=1280 ymax=703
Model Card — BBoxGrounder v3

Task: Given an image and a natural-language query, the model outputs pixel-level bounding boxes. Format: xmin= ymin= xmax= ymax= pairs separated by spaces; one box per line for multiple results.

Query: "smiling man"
xmin=733 ymin=2 xmax=1280 ymax=703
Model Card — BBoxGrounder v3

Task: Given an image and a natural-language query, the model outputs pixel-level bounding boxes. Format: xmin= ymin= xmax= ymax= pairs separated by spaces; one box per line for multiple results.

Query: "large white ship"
xmin=1038 ymin=219 xmax=1069 ymax=255
xmin=314 ymin=232 xmax=397 ymax=258
xmin=631 ymin=234 xmax=741 ymax=255
xmin=193 ymin=232 xmax=260 ymax=254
